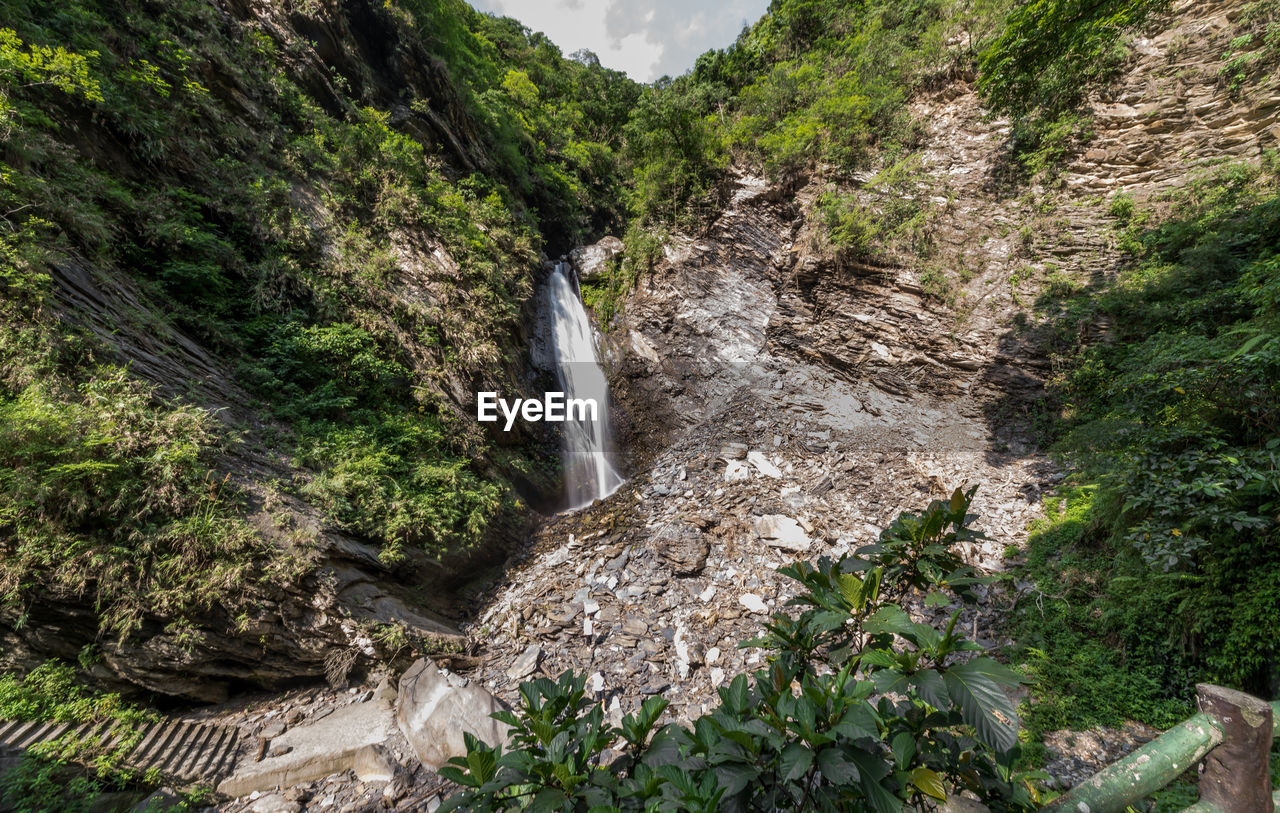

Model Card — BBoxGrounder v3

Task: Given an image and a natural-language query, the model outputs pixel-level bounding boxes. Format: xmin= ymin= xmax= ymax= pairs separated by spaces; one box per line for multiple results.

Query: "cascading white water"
xmin=546 ymin=262 xmax=624 ymax=509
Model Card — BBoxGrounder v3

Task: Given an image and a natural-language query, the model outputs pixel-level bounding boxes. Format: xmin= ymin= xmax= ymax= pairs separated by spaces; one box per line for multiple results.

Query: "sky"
xmin=466 ymin=0 xmax=771 ymax=82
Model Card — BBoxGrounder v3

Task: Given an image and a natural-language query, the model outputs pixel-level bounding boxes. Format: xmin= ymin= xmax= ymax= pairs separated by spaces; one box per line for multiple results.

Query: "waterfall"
xmin=545 ymin=261 xmax=624 ymax=509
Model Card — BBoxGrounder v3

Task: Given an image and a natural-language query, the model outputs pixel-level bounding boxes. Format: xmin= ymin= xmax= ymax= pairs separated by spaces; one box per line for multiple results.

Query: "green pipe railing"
xmin=1038 ymin=691 xmax=1278 ymax=813
xmin=1039 ymin=713 xmax=1224 ymax=813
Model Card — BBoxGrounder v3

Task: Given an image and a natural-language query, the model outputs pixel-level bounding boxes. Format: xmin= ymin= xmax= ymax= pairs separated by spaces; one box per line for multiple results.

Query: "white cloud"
xmin=467 ymin=0 xmax=768 ymax=81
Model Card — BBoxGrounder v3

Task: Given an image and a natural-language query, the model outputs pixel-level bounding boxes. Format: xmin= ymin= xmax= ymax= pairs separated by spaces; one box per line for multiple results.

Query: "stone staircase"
xmin=0 ymin=718 xmax=241 ymax=785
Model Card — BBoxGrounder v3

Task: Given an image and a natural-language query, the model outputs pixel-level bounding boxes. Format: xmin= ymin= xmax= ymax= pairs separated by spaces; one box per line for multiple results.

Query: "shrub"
xmin=1009 ymin=159 xmax=1280 ymax=728
xmin=0 ymin=370 xmax=284 ymax=639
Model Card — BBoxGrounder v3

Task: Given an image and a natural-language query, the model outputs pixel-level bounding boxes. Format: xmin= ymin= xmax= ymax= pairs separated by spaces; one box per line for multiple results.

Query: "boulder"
xmin=396 ymin=658 xmax=511 ymax=771
xmin=752 ymin=514 xmax=811 ymax=553
xmin=747 ymin=450 xmax=782 ymax=478
xmin=654 ymin=524 xmax=710 ymax=576
xmin=352 ymin=743 xmax=396 ymax=783
xmin=216 ymin=682 xmax=399 ymax=797
xmin=570 ymin=236 xmax=624 ymax=281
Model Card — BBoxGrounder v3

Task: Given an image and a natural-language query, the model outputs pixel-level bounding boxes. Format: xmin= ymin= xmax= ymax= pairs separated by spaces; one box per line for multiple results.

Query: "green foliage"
xmin=1007 ymin=486 xmax=1194 ymax=740
xmin=615 ymin=0 xmax=1013 ymax=229
xmin=580 ymin=225 xmax=664 ymax=328
xmin=860 ymin=485 xmax=991 ymax=600
xmin=978 ymin=0 xmax=1166 ymax=174
xmin=0 ymin=369 xmax=289 ymax=639
xmin=0 ymin=662 xmax=151 ymax=726
xmin=713 ymin=0 xmax=978 ymax=179
xmin=441 ymin=490 xmax=1045 ymax=812
xmin=623 ymin=83 xmax=728 ymax=229
xmin=1218 ymin=1 xmax=1280 ymax=91
xmin=293 ymin=415 xmax=508 ymax=563
xmin=814 ymin=153 xmax=938 ymax=267
xmin=0 ymin=26 xmax=102 ymax=103
xmin=0 ymin=0 xmax=640 ymax=591
xmin=1009 ymin=158 xmax=1280 ymax=744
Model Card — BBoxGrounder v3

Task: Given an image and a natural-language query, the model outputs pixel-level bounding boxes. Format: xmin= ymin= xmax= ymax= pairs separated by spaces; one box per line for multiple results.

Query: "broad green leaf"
xmin=864 ymin=605 xmax=912 ymax=636
xmin=890 ymin=731 xmax=915 ymax=769
xmin=849 ymin=750 xmax=900 ymax=813
xmin=465 ymin=747 xmax=497 ymax=783
xmin=436 ymin=765 xmax=474 ymax=788
xmin=816 ymin=746 xmax=860 ymax=784
xmin=836 ymin=573 xmax=864 ymax=606
xmin=924 ymin=590 xmax=951 ymax=608
xmin=911 ymin=766 xmax=947 ymax=800
xmin=910 ymin=669 xmax=949 ymax=709
xmin=714 ymin=761 xmax=757 ymax=796
xmin=526 ymin=788 xmax=569 ymax=813
xmin=956 ymin=656 xmax=1025 ymax=686
xmin=831 ymin=703 xmax=880 ymax=741
xmin=780 ymin=742 xmax=814 ymax=781
xmin=552 ymin=761 xmax=583 ymax=790
xmin=720 ymin=674 xmax=750 ymax=713
xmin=859 ymin=649 xmax=899 ymax=669
xmin=943 ymin=661 xmax=1019 ymax=752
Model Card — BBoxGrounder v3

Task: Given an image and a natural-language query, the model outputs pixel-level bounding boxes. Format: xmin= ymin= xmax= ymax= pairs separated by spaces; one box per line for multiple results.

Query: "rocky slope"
xmin=466 ymin=167 xmax=1055 ymax=723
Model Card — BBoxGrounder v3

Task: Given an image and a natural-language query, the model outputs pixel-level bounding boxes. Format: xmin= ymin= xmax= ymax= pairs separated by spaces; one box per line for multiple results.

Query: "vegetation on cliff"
xmin=0 ymin=0 xmax=641 ymax=643
xmin=1010 ymin=156 xmax=1280 ymax=743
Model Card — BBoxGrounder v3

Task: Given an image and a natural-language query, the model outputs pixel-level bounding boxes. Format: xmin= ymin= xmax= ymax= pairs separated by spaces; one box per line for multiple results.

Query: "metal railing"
xmin=1039 ymin=684 xmax=1278 ymax=813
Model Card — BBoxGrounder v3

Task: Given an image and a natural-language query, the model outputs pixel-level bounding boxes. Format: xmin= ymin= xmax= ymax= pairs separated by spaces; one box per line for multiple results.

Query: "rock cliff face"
xmin=1064 ymin=0 xmax=1280 ymax=195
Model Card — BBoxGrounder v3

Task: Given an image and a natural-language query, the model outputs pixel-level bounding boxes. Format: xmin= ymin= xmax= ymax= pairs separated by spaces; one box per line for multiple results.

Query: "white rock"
xmin=507 ymin=644 xmax=541 ymax=681
xmin=352 ymin=743 xmax=395 ymax=783
xmin=724 ymin=459 xmax=750 ymax=481
xmin=250 ymin=794 xmax=299 ymax=813
xmin=748 ymin=451 xmax=782 ymax=478
xmin=543 ymin=546 xmax=571 ymax=568
xmin=739 ymin=593 xmax=768 ymax=614
xmin=570 ymin=235 xmax=623 ymax=280
xmin=395 ymin=659 xmax=511 ymax=772
xmin=629 ymin=330 xmax=661 ymax=364
xmin=674 ymin=623 xmax=691 ymax=679
xmin=751 ymin=514 xmax=811 ymax=552
xmin=699 ymin=585 xmax=717 ymax=602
